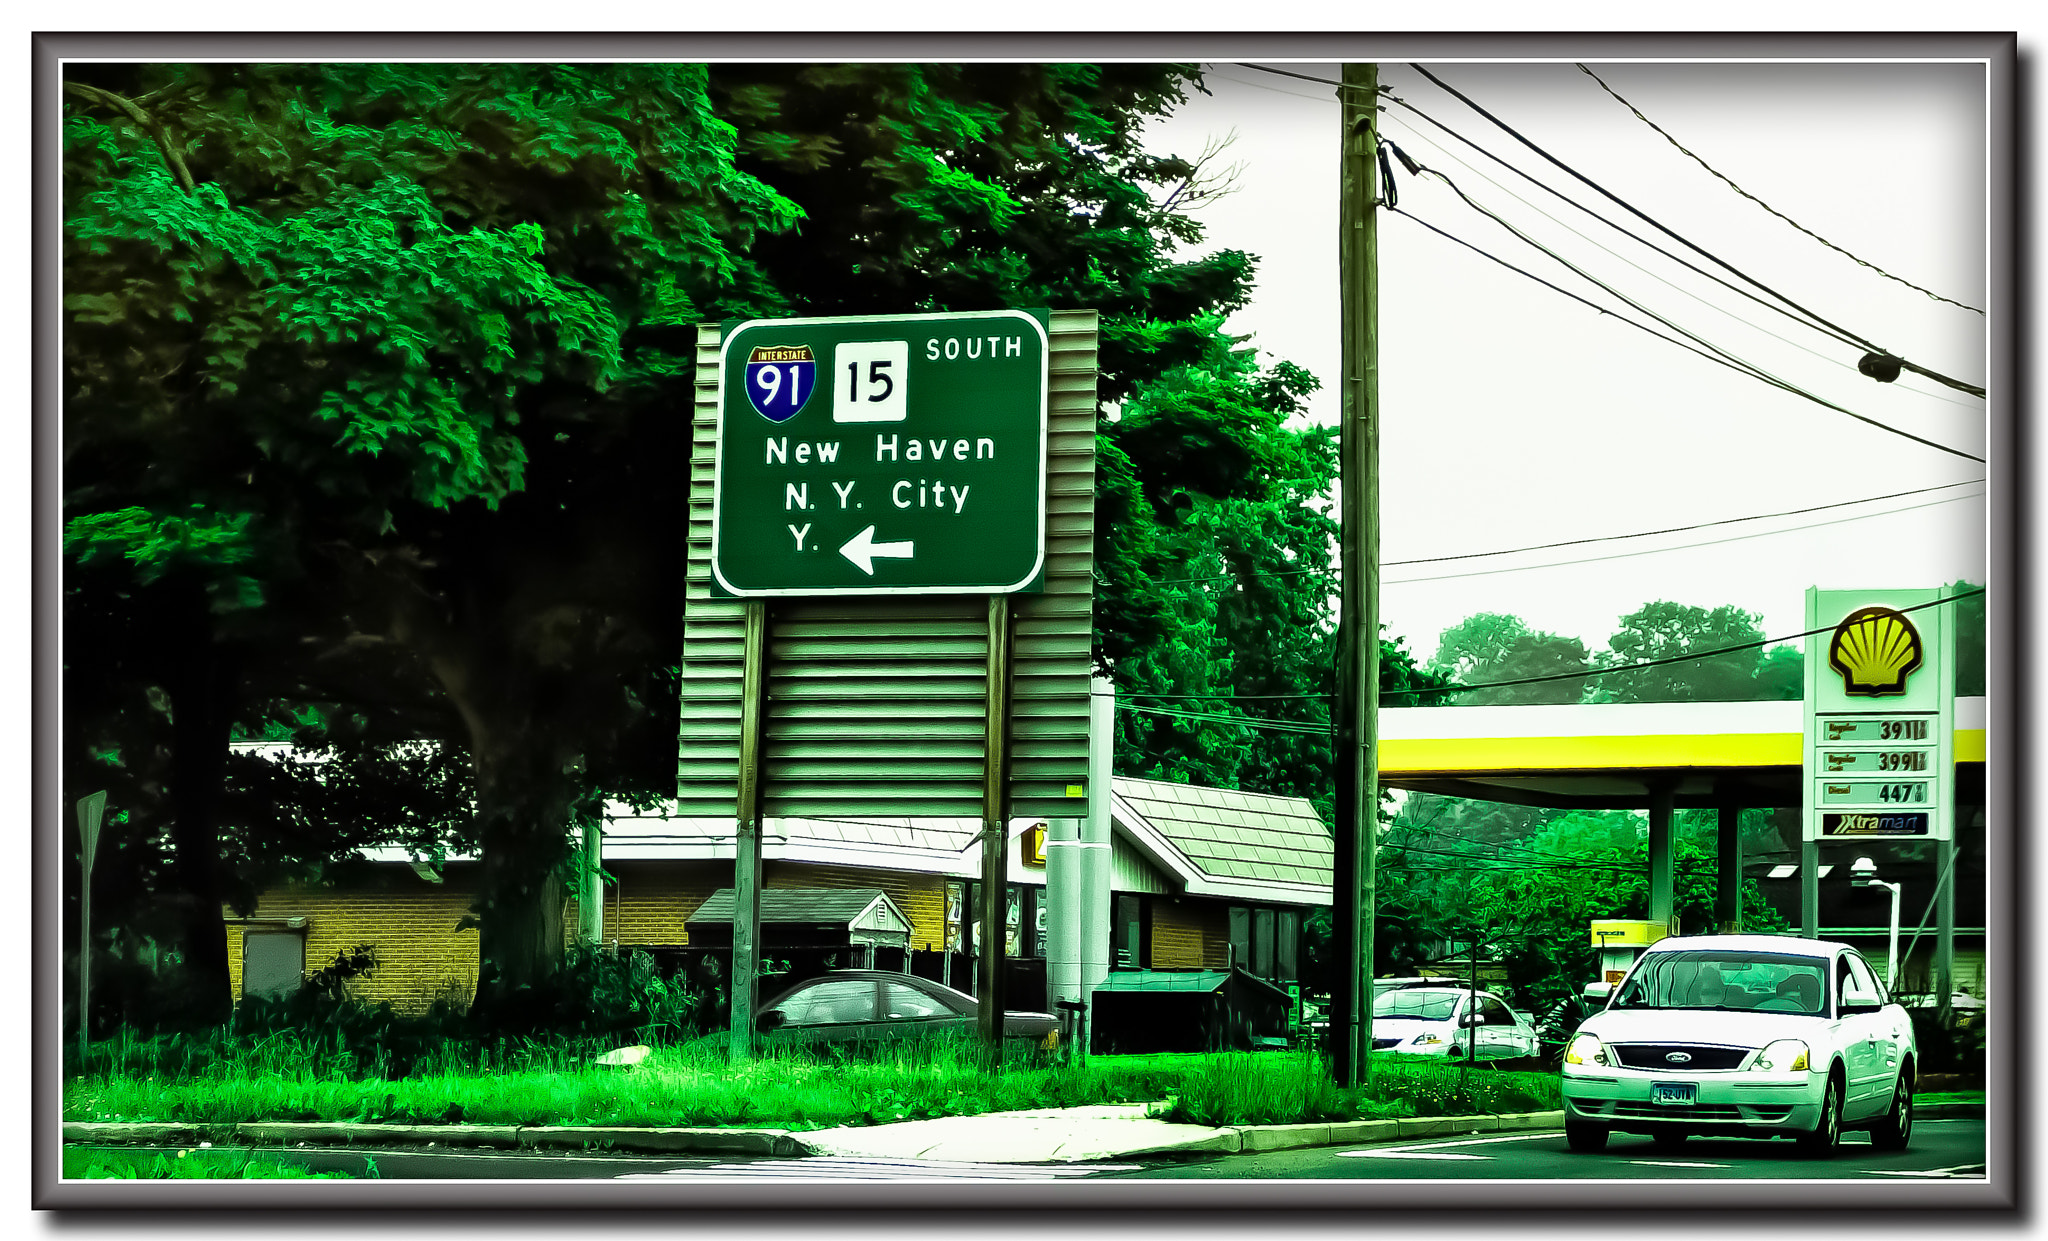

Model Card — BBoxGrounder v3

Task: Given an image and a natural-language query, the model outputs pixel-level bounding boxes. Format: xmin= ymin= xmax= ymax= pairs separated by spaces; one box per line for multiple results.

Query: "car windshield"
xmin=1373 ymin=990 xmax=1462 ymax=1021
xmin=1611 ymin=950 xmax=1829 ymax=1015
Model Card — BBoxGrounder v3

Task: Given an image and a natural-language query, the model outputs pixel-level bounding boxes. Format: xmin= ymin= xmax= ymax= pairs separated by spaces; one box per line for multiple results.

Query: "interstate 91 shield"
xmin=744 ymin=344 xmax=817 ymax=422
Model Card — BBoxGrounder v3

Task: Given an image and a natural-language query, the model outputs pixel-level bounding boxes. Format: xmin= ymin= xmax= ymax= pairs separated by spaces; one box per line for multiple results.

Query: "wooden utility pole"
xmin=1331 ymin=62 xmax=1382 ymax=1087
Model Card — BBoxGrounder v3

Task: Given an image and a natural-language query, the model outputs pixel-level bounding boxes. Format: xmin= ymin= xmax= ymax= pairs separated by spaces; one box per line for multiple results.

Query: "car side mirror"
xmin=757 ymin=1010 xmax=787 ymax=1031
xmin=1459 ymin=1012 xmax=1482 ymax=1027
xmin=1582 ymin=981 xmax=1613 ymax=1003
xmin=1841 ymin=989 xmax=1881 ymax=1014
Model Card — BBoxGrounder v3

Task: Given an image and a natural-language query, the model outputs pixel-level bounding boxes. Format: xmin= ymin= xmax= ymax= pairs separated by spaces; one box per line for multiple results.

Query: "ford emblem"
xmin=1665 ymin=1052 xmax=1692 ymax=1064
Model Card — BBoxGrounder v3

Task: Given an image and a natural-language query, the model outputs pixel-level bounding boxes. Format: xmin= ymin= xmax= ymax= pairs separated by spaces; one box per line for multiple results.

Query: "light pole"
xmin=1850 ymin=856 xmax=1901 ymax=989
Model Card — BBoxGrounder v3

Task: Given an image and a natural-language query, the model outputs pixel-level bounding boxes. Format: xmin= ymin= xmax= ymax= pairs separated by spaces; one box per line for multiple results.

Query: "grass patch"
xmin=70 ymin=1035 xmax=1560 ymax=1132
xmin=63 ymin=1147 xmax=358 ymax=1180
xmin=1157 ymin=1052 xmax=1560 ymax=1127
xmin=66 ymin=1037 xmax=1185 ymax=1131
xmin=1911 ymin=1090 xmax=1984 ymax=1105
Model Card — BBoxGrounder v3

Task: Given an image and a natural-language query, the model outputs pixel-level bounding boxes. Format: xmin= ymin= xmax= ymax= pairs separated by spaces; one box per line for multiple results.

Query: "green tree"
xmin=63 ymin=62 xmax=801 ymax=1011
xmin=65 ymin=61 xmax=1341 ymax=1016
xmin=1376 ymin=809 xmax=1789 ymax=1012
xmin=1592 ymin=601 xmax=1801 ymax=703
xmin=1429 ymin=613 xmax=1593 ymax=705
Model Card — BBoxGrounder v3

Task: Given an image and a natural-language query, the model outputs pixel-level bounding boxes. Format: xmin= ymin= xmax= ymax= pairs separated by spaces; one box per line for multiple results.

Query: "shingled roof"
xmin=1113 ymin=777 xmax=1332 ymax=896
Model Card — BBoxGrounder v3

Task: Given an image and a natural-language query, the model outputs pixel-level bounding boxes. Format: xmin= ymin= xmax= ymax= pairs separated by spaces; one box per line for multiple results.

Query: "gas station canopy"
xmin=1378 ymin=699 xmax=1987 ymax=810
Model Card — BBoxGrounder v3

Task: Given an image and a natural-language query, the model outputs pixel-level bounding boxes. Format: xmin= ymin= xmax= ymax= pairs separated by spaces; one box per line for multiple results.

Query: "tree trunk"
xmin=460 ymin=703 xmax=578 ymax=1029
xmin=162 ymin=632 xmax=238 ymax=1027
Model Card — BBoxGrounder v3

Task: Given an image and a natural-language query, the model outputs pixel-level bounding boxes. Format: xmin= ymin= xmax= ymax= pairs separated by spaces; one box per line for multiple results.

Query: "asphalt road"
xmin=1100 ymin=1118 xmax=1987 ymax=1181
xmin=68 ymin=1119 xmax=1984 ymax=1183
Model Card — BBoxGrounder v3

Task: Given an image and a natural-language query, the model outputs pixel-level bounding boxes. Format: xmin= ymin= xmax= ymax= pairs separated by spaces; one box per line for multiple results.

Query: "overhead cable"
xmin=1114 ymin=588 xmax=1984 ymax=725
xmin=1378 ymin=105 xmax=1983 ymax=411
xmin=1407 ymin=63 xmax=1986 ymax=399
xmin=1574 ymin=62 xmax=1984 ymax=315
xmin=1395 ymin=158 xmax=1984 ymax=463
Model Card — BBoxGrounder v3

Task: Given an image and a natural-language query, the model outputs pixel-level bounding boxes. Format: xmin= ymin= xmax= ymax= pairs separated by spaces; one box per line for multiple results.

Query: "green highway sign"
xmin=712 ymin=309 xmax=1050 ymax=596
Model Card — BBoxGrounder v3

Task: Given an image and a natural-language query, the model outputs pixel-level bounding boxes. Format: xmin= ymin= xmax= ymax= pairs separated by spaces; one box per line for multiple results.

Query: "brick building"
xmin=226 ymin=776 xmax=1333 ymax=1013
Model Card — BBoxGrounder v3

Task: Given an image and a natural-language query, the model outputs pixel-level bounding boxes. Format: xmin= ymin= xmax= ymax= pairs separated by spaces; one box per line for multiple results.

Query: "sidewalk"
xmin=62 ymin=1107 xmax=1565 ymax=1163
xmin=60 ymin=1099 xmax=1982 ymax=1165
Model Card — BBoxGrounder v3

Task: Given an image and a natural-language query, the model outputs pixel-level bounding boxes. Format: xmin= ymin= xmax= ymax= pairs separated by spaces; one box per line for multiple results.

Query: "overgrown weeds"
xmin=62 ymin=1147 xmax=359 ymax=1180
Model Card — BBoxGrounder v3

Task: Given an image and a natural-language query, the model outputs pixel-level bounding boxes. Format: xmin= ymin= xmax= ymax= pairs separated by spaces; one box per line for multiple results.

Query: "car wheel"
xmin=1650 ymin=1127 xmax=1688 ymax=1151
xmin=1869 ymin=1071 xmax=1914 ymax=1152
xmin=1796 ymin=1073 xmax=1843 ymax=1158
xmin=1565 ymin=1121 xmax=1609 ymax=1153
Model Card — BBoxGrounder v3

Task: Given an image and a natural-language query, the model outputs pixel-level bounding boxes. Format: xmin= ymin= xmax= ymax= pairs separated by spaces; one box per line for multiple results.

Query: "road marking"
xmin=1337 ymin=1132 xmax=1558 ymax=1160
xmin=1865 ymin=1163 xmax=1985 ymax=1178
xmin=619 ymin=1157 xmax=1141 ymax=1181
xmin=1630 ymin=1160 xmax=1732 ymax=1169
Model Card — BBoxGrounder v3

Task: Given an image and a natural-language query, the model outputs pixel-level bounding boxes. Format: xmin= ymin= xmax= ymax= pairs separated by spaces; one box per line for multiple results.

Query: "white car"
xmin=1370 ymin=985 xmax=1541 ymax=1060
xmin=1561 ymin=934 xmax=1916 ymax=1157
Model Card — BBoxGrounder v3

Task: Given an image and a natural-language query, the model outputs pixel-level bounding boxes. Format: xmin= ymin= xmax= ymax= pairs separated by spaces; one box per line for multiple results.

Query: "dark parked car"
xmin=746 ymin=970 xmax=1060 ymax=1052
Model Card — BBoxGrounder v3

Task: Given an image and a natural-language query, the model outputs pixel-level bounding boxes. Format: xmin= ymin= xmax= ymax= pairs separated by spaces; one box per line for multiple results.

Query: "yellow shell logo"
xmin=1828 ymin=607 xmax=1924 ymax=697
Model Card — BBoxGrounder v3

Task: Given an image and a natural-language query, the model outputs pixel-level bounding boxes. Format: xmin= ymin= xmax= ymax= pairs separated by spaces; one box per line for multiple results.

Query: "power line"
xmin=1573 ymin=63 xmax=1984 ymax=316
xmin=1387 ymin=478 xmax=1983 ymax=566
xmin=1407 ymin=63 xmax=1986 ymax=400
xmin=1114 ymin=589 xmax=1984 ymax=724
xmin=1386 ymin=490 xmax=1983 ymax=586
xmin=1378 ymin=106 xmax=1984 ymax=411
xmin=1403 ymin=165 xmax=1984 ymax=461
xmin=1141 ymin=479 xmax=1983 ymax=589
xmin=1231 ymin=59 xmax=1986 ymax=401
xmin=1227 ymin=62 xmax=1980 ymax=411
xmin=1444 ymin=587 xmax=1980 ymax=695
xmin=1405 ymin=161 xmax=1984 ymax=463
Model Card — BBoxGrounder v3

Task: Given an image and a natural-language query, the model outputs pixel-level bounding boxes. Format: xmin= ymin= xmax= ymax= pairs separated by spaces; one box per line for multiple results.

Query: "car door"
xmin=882 ymin=980 xmax=967 ymax=1041
xmin=763 ymin=977 xmax=882 ymax=1045
xmin=1474 ymin=998 xmax=1515 ymax=1060
xmin=1837 ymin=952 xmax=1894 ymax=1117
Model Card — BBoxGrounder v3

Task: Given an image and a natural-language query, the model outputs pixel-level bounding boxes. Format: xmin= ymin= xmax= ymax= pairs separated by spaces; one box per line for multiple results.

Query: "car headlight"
xmin=1563 ymin=1033 xmax=1608 ymax=1066
xmin=1752 ymin=1039 xmax=1810 ymax=1072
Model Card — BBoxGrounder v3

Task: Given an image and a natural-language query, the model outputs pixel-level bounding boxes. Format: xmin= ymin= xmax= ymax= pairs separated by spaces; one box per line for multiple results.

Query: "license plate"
xmin=1651 ymin=1082 xmax=1697 ymax=1106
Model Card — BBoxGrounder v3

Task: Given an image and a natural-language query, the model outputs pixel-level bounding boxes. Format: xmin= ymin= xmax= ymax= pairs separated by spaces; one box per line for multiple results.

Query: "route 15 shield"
xmin=744 ymin=344 xmax=817 ymax=422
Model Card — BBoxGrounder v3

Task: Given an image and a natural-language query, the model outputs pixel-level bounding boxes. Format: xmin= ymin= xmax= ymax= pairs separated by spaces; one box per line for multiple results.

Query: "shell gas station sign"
xmin=1802 ymin=587 xmax=1957 ymax=841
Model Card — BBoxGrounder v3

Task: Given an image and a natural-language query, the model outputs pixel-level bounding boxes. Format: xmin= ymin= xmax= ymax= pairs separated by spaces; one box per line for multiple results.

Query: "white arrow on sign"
xmin=839 ymin=525 xmax=915 ymax=576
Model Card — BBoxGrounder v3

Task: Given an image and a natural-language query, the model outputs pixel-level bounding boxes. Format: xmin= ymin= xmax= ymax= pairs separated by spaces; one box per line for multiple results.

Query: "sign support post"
xmin=728 ymin=601 xmax=769 ymax=1061
xmin=977 ymin=595 xmax=1013 ymax=1049
xmin=77 ymin=791 xmax=106 ymax=1069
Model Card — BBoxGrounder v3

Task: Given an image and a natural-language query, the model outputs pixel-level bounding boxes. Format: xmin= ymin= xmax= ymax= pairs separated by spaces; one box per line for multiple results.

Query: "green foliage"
xmin=1374 ymin=808 xmax=1789 ymax=1015
xmin=1592 ymin=601 xmax=1801 ymax=703
xmin=62 ymin=1147 xmax=356 ymax=1180
xmin=1429 ymin=613 xmax=1592 ymax=705
xmin=1431 ymin=602 xmax=1806 ymax=705
xmin=67 ymin=1042 xmax=1554 ymax=1131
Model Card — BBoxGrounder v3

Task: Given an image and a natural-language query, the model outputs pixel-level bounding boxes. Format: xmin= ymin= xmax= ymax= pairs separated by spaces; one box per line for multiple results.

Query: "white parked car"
xmin=1561 ymin=934 xmax=1916 ymax=1157
xmin=1370 ymin=985 xmax=1541 ymax=1060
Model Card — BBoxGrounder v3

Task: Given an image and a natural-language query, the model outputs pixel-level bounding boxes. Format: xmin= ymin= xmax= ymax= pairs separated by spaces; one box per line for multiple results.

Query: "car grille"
xmin=1609 ymin=1043 xmax=1751 ymax=1071
xmin=1611 ymin=1103 xmax=1746 ymax=1122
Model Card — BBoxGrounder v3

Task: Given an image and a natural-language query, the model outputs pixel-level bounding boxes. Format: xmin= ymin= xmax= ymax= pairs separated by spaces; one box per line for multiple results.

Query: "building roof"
xmin=686 ymin=887 xmax=909 ymax=933
xmin=1112 ymin=778 xmax=1330 ymax=903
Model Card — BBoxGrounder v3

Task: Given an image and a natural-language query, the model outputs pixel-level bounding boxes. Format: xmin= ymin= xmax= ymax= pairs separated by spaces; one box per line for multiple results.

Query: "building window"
xmin=1003 ymin=884 xmax=1045 ymax=958
xmin=241 ymin=930 xmax=305 ymax=999
xmin=1114 ymin=893 xmax=1147 ymax=969
xmin=1227 ymin=904 xmax=1299 ymax=984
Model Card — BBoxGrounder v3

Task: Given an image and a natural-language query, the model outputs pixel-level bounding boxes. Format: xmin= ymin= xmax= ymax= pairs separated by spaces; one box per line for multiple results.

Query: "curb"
xmin=70 ymin=1104 xmax=1981 ymax=1161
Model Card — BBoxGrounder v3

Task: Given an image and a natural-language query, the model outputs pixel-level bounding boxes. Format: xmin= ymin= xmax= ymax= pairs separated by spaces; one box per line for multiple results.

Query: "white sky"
xmin=1139 ymin=60 xmax=1990 ymax=664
